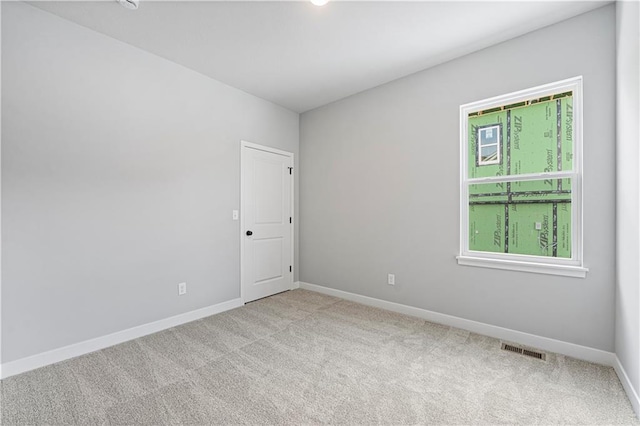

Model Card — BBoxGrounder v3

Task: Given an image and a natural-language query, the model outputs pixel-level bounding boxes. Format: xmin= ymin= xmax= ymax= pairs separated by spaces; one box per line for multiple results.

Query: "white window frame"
xmin=477 ymin=124 xmax=501 ymax=166
xmin=457 ymin=76 xmax=588 ymax=278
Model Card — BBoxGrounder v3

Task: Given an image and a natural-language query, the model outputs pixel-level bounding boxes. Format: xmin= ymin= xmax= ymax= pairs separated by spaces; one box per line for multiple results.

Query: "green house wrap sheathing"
xmin=468 ymin=96 xmax=573 ymax=258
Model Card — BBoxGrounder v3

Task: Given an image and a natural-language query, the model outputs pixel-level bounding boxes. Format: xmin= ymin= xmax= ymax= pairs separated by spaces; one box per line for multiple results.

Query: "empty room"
xmin=0 ymin=0 xmax=639 ymax=424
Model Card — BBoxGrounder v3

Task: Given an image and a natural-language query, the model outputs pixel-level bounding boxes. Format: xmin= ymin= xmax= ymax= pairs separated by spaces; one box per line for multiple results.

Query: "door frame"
xmin=240 ymin=140 xmax=295 ymax=304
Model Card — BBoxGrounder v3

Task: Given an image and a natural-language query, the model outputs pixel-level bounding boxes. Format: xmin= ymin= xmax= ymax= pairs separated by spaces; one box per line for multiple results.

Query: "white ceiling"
xmin=29 ymin=1 xmax=609 ymax=113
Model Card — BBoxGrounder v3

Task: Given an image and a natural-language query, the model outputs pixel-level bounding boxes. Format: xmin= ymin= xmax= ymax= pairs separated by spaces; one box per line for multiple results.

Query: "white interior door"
xmin=241 ymin=142 xmax=293 ymax=303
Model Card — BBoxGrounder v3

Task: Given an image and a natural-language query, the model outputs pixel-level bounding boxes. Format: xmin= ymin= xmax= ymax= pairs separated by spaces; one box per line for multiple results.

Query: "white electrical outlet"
xmin=388 ymin=274 xmax=395 ymax=285
xmin=232 ymin=210 xmax=239 ymax=220
xmin=178 ymin=282 xmax=187 ymax=295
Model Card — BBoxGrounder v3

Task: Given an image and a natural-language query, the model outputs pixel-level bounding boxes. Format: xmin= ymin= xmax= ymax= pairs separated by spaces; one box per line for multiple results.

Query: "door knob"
xmin=246 ymin=230 xmax=253 ymax=236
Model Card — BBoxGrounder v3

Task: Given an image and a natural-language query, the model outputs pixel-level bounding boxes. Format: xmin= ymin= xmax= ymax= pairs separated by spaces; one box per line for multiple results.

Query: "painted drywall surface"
xmin=300 ymin=6 xmax=615 ymax=351
xmin=615 ymin=0 xmax=640 ymax=395
xmin=0 ymin=1 xmax=3 ymax=370
xmin=1 ymin=2 xmax=299 ymax=363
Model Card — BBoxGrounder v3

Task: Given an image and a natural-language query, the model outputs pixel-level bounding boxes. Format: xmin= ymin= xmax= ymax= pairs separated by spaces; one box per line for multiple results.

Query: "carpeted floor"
xmin=0 ymin=289 xmax=637 ymax=425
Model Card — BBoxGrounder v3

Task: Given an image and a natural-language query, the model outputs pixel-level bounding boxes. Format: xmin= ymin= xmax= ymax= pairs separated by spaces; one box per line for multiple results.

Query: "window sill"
xmin=456 ymin=255 xmax=588 ymax=278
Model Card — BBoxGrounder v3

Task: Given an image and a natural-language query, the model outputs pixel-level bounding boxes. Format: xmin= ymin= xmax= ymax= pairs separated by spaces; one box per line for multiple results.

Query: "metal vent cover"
xmin=501 ymin=342 xmax=547 ymax=361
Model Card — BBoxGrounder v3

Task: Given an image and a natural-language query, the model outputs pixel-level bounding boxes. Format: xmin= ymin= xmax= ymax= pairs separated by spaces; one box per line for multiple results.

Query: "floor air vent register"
xmin=501 ymin=342 xmax=547 ymax=361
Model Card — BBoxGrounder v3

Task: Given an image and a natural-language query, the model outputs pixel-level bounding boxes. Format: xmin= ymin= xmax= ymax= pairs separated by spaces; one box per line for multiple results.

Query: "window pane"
xmin=468 ymin=111 xmax=505 ymax=177
xmin=480 ymin=144 xmax=499 ymax=164
xmin=469 ymin=178 xmax=571 ymax=258
xmin=479 ymin=126 xmax=499 ymax=145
xmin=468 ymin=95 xmax=573 ymax=178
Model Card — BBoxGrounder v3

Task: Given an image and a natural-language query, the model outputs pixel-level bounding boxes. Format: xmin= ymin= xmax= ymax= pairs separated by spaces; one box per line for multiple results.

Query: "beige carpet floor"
xmin=0 ymin=289 xmax=637 ymax=425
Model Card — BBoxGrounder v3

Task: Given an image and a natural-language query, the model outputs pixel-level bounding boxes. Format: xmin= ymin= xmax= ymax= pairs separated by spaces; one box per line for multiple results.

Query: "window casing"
xmin=457 ymin=77 xmax=587 ymax=278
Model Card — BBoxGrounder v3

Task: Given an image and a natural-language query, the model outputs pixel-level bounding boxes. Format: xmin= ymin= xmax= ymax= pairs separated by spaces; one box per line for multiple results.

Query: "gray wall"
xmin=615 ymin=0 xmax=640 ymax=398
xmin=300 ymin=6 xmax=616 ymax=351
xmin=1 ymin=2 xmax=298 ymax=363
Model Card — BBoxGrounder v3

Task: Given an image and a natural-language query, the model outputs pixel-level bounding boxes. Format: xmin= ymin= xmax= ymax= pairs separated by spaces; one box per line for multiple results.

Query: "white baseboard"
xmin=614 ymin=355 xmax=640 ymax=417
xmin=0 ymin=297 xmax=243 ymax=380
xmin=292 ymin=281 xmax=301 ymax=289
xmin=298 ymin=282 xmax=615 ymax=366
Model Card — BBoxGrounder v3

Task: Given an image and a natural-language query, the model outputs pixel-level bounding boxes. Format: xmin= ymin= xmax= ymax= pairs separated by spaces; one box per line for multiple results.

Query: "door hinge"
xmin=289 ymin=217 xmax=292 ymax=224
xmin=288 ymin=167 xmax=293 ymax=175
xmin=289 ymin=265 xmax=292 ymax=273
